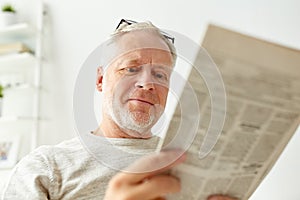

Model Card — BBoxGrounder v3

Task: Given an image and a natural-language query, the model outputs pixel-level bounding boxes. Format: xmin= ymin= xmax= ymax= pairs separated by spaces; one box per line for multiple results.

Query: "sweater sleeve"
xmin=2 ymin=146 xmax=56 ymax=200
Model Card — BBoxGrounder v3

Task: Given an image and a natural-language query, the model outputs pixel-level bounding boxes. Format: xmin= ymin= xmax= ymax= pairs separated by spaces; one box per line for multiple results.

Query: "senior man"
xmin=2 ymin=19 xmax=237 ymax=200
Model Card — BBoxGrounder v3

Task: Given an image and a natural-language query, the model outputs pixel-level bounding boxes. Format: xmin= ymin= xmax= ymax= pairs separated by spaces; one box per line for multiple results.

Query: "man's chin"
xmin=130 ymin=110 xmax=160 ymax=126
xmin=109 ymin=107 xmax=161 ymax=135
xmin=120 ymin=115 xmax=154 ymax=133
xmin=131 ymin=114 xmax=150 ymax=125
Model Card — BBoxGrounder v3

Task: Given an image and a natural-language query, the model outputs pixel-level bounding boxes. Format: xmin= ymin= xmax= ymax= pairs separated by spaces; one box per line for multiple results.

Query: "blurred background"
xmin=0 ymin=0 xmax=299 ymax=199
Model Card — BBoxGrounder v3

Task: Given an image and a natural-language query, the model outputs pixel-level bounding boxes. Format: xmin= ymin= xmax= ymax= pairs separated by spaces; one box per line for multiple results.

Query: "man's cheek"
xmin=158 ymin=89 xmax=169 ymax=106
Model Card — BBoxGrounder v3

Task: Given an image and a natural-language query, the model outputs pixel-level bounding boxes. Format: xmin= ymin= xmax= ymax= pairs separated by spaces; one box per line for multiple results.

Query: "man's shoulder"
xmin=33 ymin=137 xmax=83 ymax=155
xmin=51 ymin=137 xmax=83 ymax=151
xmin=19 ymin=137 xmax=89 ymax=167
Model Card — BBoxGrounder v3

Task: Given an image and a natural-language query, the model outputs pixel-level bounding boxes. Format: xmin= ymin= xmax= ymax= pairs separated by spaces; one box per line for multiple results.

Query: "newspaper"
xmin=161 ymin=25 xmax=300 ymax=200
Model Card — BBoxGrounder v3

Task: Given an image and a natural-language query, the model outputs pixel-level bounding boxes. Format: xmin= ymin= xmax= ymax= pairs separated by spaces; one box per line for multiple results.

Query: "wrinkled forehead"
xmin=110 ymin=48 xmax=173 ymax=68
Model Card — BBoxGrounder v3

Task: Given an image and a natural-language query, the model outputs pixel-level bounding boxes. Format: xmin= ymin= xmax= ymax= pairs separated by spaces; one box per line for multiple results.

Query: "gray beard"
xmin=103 ymin=96 xmax=163 ymax=137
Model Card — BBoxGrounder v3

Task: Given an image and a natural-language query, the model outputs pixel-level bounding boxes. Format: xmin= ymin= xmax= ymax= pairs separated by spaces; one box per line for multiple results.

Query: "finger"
xmin=116 ymin=149 xmax=186 ymax=184
xmin=129 ymin=175 xmax=181 ymax=200
xmin=207 ymin=194 xmax=239 ymax=200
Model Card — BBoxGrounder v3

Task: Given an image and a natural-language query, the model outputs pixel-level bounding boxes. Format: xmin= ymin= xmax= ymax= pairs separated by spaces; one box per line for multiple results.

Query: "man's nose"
xmin=135 ymin=71 xmax=155 ymax=90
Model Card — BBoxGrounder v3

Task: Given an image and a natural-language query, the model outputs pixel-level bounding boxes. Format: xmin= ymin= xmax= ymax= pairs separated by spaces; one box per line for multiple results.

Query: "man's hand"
xmin=104 ymin=150 xmax=239 ymax=200
xmin=104 ymin=150 xmax=186 ymax=200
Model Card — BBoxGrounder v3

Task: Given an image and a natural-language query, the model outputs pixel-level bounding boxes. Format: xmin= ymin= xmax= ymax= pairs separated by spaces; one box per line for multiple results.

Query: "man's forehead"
xmin=115 ymin=48 xmax=173 ymax=67
xmin=117 ymin=30 xmax=170 ymax=52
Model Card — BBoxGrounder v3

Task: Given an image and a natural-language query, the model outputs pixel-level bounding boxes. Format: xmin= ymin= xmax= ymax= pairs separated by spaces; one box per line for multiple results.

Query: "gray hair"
xmin=111 ymin=21 xmax=177 ymax=66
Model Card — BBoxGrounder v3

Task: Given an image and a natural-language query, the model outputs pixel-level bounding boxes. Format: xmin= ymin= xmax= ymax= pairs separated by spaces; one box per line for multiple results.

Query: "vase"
xmin=0 ymin=98 xmax=3 ymax=117
xmin=0 ymin=12 xmax=18 ymax=28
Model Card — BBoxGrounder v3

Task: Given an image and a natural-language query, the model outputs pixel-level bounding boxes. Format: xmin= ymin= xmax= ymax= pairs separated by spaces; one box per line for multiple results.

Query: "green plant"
xmin=1 ymin=4 xmax=16 ymax=13
xmin=0 ymin=85 xmax=3 ymax=98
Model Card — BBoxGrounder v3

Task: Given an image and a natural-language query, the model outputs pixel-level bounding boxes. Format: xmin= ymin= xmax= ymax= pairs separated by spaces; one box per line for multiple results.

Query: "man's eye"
xmin=126 ymin=67 xmax=138 ymax=73
xmin=154 ymin=72 xmax=168 ymax=81
xmin=123 ymin=66 xmax=141 ymax=74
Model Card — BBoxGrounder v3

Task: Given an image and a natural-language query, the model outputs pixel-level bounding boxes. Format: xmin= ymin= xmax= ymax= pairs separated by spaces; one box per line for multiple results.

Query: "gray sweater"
xmin=2 ymin=136 xmax=159 ymax=200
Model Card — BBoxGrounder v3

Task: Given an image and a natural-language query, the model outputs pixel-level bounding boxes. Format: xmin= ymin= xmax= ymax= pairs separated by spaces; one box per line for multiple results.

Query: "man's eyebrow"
xmin=120 ymin=58 xmax=142 ymax=66
xmin=119 ymin=57 xmax=171 ymax=68
xmin=154 ymin=65 xmax=170 ymax=70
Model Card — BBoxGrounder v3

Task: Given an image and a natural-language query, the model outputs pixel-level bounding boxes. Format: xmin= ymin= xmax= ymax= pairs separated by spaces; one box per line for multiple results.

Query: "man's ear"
xmin=96 ymin=66 xmax=104 ymax=92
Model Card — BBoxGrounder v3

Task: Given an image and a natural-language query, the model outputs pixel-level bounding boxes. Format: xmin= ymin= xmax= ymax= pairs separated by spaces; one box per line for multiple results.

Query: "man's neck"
xmin=94 ymin=116 xmax=152 ymax=139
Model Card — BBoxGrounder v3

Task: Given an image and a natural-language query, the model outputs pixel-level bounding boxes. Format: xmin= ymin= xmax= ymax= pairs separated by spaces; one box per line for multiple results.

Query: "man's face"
xmin=100 ymin=32 xmax=173 ymax=136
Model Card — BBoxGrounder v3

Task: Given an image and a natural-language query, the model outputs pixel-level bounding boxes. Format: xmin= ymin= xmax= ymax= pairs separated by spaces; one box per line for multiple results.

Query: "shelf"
xmin=5 ymin=83 xmax=39 ymax=91
xmin=0 ymin=116 xmax=37 ymax=122
xmin=0 ymin=1 xmax=44 ymax=178
xmin=0 ymin=23 xmax=36 ymax=42
xmin=0 ymin=52 xmax=36 ymax=72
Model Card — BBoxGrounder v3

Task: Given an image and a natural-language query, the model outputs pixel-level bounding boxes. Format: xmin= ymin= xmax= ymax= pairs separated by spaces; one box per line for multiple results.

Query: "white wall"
xmin=18 ymin=0 xmax=300 ymax=199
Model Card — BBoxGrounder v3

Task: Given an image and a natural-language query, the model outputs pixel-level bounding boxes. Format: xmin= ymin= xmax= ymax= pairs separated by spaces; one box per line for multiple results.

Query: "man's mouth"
xmin=128 ymin=99 xmax=154 ymax=106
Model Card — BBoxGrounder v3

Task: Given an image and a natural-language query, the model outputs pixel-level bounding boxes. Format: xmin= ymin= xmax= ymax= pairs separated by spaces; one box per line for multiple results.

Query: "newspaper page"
xmin=162 ymin=25 xmax=300 ymax=200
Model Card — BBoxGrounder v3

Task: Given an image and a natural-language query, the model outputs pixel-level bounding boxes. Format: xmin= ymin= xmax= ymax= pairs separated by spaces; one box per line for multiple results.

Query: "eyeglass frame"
xmin=115 ymin=19 xmax=175 ymax=44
